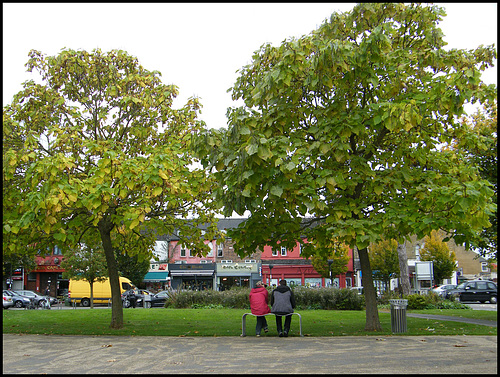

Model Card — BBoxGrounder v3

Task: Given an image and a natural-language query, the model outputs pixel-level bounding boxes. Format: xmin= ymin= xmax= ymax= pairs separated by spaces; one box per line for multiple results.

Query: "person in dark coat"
xmin=127 ymin=289 xmax=137 ymax=308
xmin=271 ymin=279 xmax=296 ymax=337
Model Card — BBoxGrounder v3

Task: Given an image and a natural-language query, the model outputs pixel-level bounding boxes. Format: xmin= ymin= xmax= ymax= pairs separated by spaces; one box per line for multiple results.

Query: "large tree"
xmin=3 ymin=48 xmax=220 ymax=328
xmin=194 ymin=3 xmax=496 ymax=331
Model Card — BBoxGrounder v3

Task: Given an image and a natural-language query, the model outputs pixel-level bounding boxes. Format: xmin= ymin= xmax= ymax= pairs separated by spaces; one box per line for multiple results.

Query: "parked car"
xmin=447 ymin=280 xmax=497 ymax=304
xmin=3 ymin=290 xmax=31 ymax=308
xmin=121 ymin=289 xmax=154 ymax=308
xmin=150 ymin=290 xmax=171 ymax=307
xmin=431 ymin=284 xmax=457 ymax=298
xmin=14 ymin=290 xmax=57 ymax=306
xmin=3 ymin=292 xmax=14 ymax=309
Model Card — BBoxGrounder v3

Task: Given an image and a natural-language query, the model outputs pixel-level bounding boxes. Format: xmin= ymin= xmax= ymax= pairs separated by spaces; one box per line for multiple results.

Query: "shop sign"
xmin=34 ymin=265 xmax=64 ymax=272
xmin=217 ymin=263 xmax=258 ymax=273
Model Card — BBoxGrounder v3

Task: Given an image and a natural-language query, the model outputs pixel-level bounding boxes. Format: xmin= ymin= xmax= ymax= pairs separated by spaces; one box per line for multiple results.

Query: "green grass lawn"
xmin=3 ymin=308 xmax=496 ymax=337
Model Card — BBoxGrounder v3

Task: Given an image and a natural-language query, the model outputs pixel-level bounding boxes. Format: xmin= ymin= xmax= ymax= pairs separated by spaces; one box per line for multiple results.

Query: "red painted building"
xmin=260 ymin=240 xmax=355 ymax=288
xmin=23 ymin=246 xmax=67 ymax=297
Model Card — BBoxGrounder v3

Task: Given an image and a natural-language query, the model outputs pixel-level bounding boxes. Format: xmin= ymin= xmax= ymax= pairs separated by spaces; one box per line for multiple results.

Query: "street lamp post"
xmin=327 ymin=260 xmax=333 ymax=287
xmin=269 ymin=264 xmax=274 ymax=286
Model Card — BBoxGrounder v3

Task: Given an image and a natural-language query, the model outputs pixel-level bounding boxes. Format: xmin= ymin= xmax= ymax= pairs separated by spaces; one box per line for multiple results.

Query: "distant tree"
xmin=310 ymin=240 xmax=350 ymax=286
xmin=61 ymin=235 xmax=108 ymax=308
xmin=369 ymin=238 xmax=399 ymax=291
xmin=115 ymin=250 xmax=150 ymax=288
xmin=397 ymin=242 xmax=411 ymax=296
xmin=2 ymin=253 xmax=36 ymax=289
xmin=420 ymin=230 xmax=457 ymax=285
xmin=450 ymin=101 xmax=497 ymax=259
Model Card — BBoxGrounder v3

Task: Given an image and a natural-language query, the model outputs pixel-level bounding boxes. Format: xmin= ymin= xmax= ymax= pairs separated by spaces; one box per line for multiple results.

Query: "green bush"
xmin=404 ymin=292 xmax=470 ymax=310
xmin=164 ymin=286 xmax=364 ymax=310
xmin=406 ymin=294 xmax=428 ymax=309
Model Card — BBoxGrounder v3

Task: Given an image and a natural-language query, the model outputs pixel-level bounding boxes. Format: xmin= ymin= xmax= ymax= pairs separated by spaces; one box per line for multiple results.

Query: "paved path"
xmin=406 ymin=313 xmax=497 ymax=327
xmin=3 ymin=313 xmax=497 ymax=374
xmin=3 ymin=333 xmax=497 ymax=374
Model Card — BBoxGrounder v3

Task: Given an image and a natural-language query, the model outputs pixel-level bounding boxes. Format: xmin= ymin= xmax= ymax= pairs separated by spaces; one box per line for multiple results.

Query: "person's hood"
xmin=274 ymin=285 xmax=290 ymax=293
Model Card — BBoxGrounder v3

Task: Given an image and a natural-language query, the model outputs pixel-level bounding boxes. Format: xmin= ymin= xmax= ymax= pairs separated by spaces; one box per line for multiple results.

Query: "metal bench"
xmin=241 ymin=312 xmax=303 ymax=337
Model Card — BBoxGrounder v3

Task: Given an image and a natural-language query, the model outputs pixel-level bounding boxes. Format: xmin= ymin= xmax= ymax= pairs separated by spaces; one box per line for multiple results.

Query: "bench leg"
xmin=241 ymin=314 xmax=247 ymax=337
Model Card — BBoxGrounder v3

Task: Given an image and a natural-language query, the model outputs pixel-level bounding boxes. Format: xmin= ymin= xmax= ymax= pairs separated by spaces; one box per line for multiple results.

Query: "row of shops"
xmin=6 ymin=257 xmax=353 ymax=297
xmin=143 ymin=261 xmax=353 ymax=292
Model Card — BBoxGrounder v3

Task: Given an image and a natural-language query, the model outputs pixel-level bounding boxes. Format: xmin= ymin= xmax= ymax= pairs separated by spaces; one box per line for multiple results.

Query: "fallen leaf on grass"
xmin=454 ymin=344 xmax=468 ymax=347
xmin=376 ymin=338 xmax=386 ymax=341
xmin=101 ymin=344 xmax=113 ymax=348
xmin=107 ymin=359 xmax=116 ymax=362
xmin=23 ymin=354 xmax=30 ymax=357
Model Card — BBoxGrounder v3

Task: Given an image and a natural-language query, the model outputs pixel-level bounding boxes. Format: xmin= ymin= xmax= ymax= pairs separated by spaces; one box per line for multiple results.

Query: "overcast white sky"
xmin=3 ymin=3 xmax=497 ymax=129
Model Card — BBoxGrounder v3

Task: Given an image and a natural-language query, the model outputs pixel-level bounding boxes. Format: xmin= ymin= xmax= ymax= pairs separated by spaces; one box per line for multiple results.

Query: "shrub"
xmin=293 ymin=287 xmax=364 ymax=310
xmin=164 ymin=286 xmax=364 ymax=310
xmin=403 ymin=292 xmax=471 ymax=310
xmin=406 ymin=294 xmax=428 ymax=309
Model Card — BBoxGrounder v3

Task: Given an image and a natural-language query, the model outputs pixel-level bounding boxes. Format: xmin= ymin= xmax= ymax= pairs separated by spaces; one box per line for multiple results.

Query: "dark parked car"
xmin=149 ymin=290 xmax=171 ymax=307
xmin=448 ymin=280 xmax=497 ymax=304
xmin=14 ymin=290 xmax=58 ymax=306
xmin=121 ymin=289 xmax=154 ymax=308
xmin=3 ymin=290 xmax=31 ymax=308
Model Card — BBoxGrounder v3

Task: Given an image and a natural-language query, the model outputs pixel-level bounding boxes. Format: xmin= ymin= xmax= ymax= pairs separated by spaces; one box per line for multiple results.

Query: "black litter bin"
xmin=389 ymin=299 xmax=408 ymax=333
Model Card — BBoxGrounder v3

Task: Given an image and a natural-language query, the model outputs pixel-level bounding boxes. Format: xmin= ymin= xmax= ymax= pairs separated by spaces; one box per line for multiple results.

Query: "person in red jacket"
xmin=249 ymin=281 xmax=270 ymax=336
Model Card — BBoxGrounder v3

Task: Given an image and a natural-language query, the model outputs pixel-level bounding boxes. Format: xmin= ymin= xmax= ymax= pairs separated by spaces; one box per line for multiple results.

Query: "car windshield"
xmin=456 ymin=283 xmax=467 ymax=289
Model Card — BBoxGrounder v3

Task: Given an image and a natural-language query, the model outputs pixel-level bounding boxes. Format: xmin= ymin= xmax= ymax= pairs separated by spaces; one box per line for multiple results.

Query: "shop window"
xmin=481 ymin=262 xmax=489 ymax=272
xmin=221 ymin=260 xmax=233 ymax=263
xmin=280 ymin=246 xmax=287 ymax=256
xmin=180 ymin=246 xmax=186 ymax=257
xmin=27 ymin=272 xmax=37 ymax=281
xmin=245 ymin=260 xmax=256 ymax=263
xmin=53 ymin=245 xmax=62 ymax=255
xmin=272 ymin=248 xmax=278 ymax=256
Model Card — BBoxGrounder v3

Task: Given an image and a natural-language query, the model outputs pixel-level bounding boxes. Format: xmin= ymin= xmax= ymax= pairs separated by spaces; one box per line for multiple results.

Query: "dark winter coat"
xmin=270 ymin=285 xmax=295 ymax=315
xmin=249 ymin=286 xmax=271 ymax=316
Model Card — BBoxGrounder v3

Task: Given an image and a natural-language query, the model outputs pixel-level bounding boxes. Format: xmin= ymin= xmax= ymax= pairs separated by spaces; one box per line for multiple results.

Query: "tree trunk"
xmin=90 ymin=281 xmax=94 ymax=309
xmin=357 ymin=247 xmax=382 ymax=331
xmin=98 ymin=221 xmax=123 ymax=329
xmin=397 ymin=242 xmax=411 ymax=296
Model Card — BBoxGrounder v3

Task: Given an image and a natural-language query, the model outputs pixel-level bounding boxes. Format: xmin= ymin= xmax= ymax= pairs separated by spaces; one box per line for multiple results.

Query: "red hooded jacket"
xmin=249 ymin=286 xmax=271 ymax=316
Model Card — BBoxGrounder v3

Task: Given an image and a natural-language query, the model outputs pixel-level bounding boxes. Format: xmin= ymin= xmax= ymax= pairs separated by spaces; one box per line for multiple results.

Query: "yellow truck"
xmin=68 ymin=277 xmax=134 ymax=307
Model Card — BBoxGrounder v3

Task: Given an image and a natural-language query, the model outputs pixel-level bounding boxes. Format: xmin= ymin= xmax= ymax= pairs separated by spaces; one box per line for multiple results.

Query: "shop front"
xmin=261 ymin=260 xmax=353 ymax=288
xmin=143 ymin=263 xmax=170 ymax=292
xmin=216 ymin=262 xmax=261 ymax=291
xmin=25 ymin=261 xmax=67 ymax=298
xmin=168 ymin=263 xmax=216 ymax=291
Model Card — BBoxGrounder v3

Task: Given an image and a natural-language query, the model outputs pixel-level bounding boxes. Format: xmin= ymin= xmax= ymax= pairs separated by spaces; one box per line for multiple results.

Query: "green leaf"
xmin=257 ymin=145 xmax=272 ymax=160
xmin=270 ymin=185 xmax=283 ymax=197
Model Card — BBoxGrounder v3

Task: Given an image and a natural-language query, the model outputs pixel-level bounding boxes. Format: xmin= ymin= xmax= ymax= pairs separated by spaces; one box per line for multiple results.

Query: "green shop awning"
xmin=143 ymin=271 xmax=170 ymax=282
